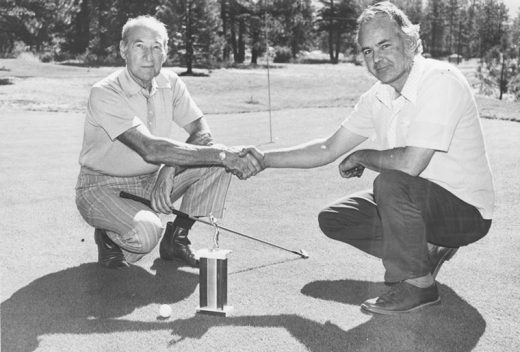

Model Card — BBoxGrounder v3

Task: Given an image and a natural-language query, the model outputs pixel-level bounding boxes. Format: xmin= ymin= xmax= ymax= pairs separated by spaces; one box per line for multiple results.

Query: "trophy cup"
xmin=196 ymin=215 xmax=233 ymax=316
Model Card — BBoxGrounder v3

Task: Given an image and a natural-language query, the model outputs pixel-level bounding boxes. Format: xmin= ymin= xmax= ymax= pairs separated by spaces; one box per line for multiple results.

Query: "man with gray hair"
xmin=245 ymin=1 xmax=494 ymax=314
xmin=76 ymin=16 xmax=262 ymax=269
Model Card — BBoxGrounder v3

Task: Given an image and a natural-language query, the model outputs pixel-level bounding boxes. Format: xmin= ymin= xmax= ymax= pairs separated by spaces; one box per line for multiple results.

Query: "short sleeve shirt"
xmin=78 ymin=68 xmax=203 ymax=176
xmin=342 ymin=56 xmax=495 ymax=219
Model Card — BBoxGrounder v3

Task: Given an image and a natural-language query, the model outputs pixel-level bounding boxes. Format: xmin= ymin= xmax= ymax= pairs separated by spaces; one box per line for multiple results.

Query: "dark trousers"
xmin=318 ymin=170 xmax=491 ymax=282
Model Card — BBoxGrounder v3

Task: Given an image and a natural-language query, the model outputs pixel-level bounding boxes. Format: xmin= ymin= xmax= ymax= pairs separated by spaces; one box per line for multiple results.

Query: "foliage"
xmin=420 ymin=0 xmax=510 ymax=59
xmin=273 ymin=46 xmax=292 ymax=63
xmin=477 ymin=46 xmax=520 ymax=101
xmin=0 ymin=0 xmax=77 ymax=55
xmin=0 ymin=0 xmax=518 ymax=74
xmin=156 ymin=0 xmax=221 ymax=72
xmin=315 ymin=0 xmax=359 ymax=64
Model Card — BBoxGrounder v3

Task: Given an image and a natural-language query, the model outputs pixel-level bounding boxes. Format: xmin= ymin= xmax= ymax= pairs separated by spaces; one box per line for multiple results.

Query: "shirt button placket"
xmin=147 ymin=96 xmax=154 ymax=131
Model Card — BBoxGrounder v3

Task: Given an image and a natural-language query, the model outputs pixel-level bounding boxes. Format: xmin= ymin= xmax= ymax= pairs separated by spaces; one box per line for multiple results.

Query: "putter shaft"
xmin=119 ymin=191 xmax=308 ymax=258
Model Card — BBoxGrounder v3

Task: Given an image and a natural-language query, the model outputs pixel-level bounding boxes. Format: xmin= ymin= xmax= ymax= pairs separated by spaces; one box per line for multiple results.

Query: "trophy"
xmin=196 ymin=215 xmax=233 ymax=316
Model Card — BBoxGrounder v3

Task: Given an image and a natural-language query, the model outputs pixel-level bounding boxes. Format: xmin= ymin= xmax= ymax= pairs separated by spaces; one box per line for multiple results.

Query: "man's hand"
xmin=150 ymin=166 xmax=176 ymax=213
xmin=338 ymin=153 xmax=365 ymax=178
xmin=186 ymin=131 xmax=213 ymax=146
xmin=221 ymin=146 xmax=264 ymax=180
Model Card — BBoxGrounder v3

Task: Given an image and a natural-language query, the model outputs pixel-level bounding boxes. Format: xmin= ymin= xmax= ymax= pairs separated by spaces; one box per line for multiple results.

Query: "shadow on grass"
xmin=1 ymin=259 xmax=198 ymax=352
xmin=164 ymin=279 xmax=485 ymax=352
xmin=301 ymin=279 xmax=486 ymax=351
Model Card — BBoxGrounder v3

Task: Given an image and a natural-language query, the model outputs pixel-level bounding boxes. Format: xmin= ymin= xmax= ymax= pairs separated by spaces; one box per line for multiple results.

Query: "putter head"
xmin=299 ymin=249 xmax=309 ymax=259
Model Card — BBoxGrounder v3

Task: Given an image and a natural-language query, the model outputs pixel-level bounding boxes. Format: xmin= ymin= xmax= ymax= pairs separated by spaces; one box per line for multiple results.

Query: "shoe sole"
xmin=432 ymin=248 xmax=458 ymax=279
xmin=361 ymin=297 xmax=441 ymax=315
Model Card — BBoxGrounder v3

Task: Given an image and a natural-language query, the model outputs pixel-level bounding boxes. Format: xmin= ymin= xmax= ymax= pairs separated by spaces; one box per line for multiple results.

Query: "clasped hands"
xmin=221 ymin=145 xmax=265 ymax=180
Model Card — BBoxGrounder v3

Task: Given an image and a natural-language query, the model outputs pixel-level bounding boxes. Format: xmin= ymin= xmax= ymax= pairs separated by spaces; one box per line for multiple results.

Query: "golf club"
xmin=119 ymin=191 xmax=309 ymax=259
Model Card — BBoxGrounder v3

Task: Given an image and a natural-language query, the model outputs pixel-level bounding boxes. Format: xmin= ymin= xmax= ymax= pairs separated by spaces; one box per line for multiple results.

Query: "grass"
xmin=1 ymin=57 xmax=519 ymax=352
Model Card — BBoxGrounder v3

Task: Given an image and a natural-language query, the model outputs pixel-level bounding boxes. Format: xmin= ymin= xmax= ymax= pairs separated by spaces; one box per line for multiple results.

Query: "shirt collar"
xmin=119 ymin=67 xmax=171 ymax=97
xmin=400 ymin=55 xmax=425 ymax=103
xmin=375 ymin=54 xmax=425 ymax=106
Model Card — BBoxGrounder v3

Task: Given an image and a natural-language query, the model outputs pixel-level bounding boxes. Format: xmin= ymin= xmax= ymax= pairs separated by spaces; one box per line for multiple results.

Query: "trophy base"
xmin=196 ymin=305 xmax=233 ymax=317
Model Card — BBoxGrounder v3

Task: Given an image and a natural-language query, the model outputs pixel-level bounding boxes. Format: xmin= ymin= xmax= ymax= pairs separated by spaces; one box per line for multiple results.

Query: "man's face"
xmin=120 ymin=25 xmax=167 ymax=88
xmin=358 ymin=15 xmax=414 ymax=92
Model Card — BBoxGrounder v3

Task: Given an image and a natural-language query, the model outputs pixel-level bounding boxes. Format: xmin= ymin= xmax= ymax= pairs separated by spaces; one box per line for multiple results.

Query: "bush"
xmin=39 ymin=52 xmax=53 ymax=63
xmin=273 ymin=46 xmax=292 ymax=63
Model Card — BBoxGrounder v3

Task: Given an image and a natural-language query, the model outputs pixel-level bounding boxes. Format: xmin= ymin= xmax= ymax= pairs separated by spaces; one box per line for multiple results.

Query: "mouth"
xmin=375 ymin=65 xmax=390 ymax=73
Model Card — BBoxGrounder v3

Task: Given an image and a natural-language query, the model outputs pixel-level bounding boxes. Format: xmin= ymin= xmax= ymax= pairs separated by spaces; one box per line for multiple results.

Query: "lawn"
xmin=1 ymin=57 xmax=519 ymax=352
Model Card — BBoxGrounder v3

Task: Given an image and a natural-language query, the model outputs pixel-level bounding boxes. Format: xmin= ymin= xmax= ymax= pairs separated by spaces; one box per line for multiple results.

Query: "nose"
xmin=142 ymin=47 xmax=152 ymax=61
xmin=373 ymin=48 xmax=383 ymax=64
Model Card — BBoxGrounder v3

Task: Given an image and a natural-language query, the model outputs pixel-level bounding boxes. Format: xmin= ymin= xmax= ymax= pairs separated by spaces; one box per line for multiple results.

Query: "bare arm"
xmin=263 ymin=126 xmax=367 ymax=169
xmin=117 ymin=124 xmax=260 ymax=175
xmin=339 ymin=146 xmax=435 ymax=178
xmin=118 ymin=124 xmax=222 ymax=166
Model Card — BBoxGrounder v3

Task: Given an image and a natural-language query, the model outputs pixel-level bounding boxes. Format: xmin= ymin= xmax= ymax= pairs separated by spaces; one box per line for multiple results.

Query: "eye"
xmin=153 ymin=45 xmax=163 ymax=51
xmin=362 ymin=49 xmax=372 ymax=56
xmin=134 ymin=43 xmax=144 ymax=49
xmin=381 ymin=43 xmax=391 ymax=50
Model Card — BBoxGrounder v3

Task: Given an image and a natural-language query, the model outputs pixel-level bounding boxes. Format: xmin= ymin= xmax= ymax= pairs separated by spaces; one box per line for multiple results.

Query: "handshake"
xmin=219 ymin=145 xmax=265 ymax=180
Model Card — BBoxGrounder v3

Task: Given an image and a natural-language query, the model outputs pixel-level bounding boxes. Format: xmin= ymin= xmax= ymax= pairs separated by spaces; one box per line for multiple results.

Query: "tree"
xmin=422 ymin=0 xmax=448 ymax=57
xmin=446 ymin=0 xmax=460 ymax=54
xmin=315 ymin=0 xmax=359 ymax=64
xmin=472 ymin=0 xmax=509 ymax=58
xmin=157 ymin=0 xmax=221 ymax=73
xmin=268 ymin=0 xmax=314 ymax=58
xmin=0 ymin=0 xmax=77 ymax=55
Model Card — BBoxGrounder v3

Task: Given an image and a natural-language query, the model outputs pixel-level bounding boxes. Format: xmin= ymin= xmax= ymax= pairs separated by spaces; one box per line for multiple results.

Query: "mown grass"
xmin=1 ymin=58 xmax=519 ymax=352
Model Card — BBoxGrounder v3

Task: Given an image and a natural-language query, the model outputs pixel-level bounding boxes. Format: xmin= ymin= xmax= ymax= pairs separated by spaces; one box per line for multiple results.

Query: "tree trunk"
xmin=333 ymin=31 xmax=340 ymax=64
xmin=328 ymin=0 xmax=334 ymax=63
xmin=221 ymin=0 xmax=231 ymax=62
xmin=236 ymin=16 xmax=245 ymax=63
xmin=230 ymin=15 xmax=237 ymax=62
xmin=499 ymin=54 xmax=506 ymax=100
xmin=185 ymin=0 xmax=193 ymax=74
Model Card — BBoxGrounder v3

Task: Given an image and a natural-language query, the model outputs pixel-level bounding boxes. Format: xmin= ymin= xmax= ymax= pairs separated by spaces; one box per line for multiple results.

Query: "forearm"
xmin=144 ymin=138 xmax=225 ymax=167
xmin=264 ymin=139 xmax=338 ymax=169
xmin=350 ymin=148 xmax=429 ymax=176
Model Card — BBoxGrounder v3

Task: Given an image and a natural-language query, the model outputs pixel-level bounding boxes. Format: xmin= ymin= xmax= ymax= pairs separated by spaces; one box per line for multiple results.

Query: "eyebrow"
xmin=132 ymin=39 xmax=163 ymax=45
xmin=361 ymin=39 xmax=390 ymax=51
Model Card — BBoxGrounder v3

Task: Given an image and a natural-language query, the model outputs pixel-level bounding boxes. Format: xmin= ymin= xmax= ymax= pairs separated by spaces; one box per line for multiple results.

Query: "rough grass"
xmin=1 ymin=58 xmax=519 ymax=352
xmin=1 ymin=57 xmax=518 ymax=120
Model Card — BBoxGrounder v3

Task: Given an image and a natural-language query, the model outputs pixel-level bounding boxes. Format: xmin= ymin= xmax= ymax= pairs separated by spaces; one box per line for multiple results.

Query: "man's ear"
xmin=404 ymin=36 xmax=417 ymax=55
xmin=120 ymin=40 xmax=127 ymax=60
xmin=162 ymin=42 xmax=168 ymax=64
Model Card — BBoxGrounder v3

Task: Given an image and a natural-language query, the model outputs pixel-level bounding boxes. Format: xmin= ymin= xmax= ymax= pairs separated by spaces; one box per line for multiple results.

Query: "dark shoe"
xmin=94 ymin=229 xmax=130 ymax=269
xmin=159 ymin=222 xmax=199 ymax=267
xmin=429 ymin=245 xmax=459 ymax=279
xmin=361 ymin=281 xmax=440 ymax=315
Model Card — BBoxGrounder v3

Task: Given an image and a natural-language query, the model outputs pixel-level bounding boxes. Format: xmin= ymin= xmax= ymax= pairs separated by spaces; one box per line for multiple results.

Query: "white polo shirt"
xmin=342 ymin=55 xmax=495 ymax=219
xmin=78 ymin=68 xmax=203 ymax=176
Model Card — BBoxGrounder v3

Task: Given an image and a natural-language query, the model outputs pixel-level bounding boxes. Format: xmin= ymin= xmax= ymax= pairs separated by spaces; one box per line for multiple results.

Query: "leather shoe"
xmin=94 ymin=229 xmax=130 ymax=269
xmin=159 ymin=222 xmax=199 ymax=267
xmin=429 ymin=245 xmax=458 ymax=279
xmin=361 ymin=281 xmax=440 ymax=315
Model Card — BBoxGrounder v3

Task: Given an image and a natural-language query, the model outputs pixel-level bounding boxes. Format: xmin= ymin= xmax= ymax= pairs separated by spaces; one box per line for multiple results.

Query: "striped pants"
xmin=76 ymin=166 xmax=232 ymax=263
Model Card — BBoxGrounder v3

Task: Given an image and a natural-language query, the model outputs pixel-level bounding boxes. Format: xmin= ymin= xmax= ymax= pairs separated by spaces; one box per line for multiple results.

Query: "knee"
xmin=373 ymin=170 xmax=409 ymax=202
xmin=132 ymin=211 xmax=164 ymax=253
xmin=318 ymin=208 xmax=337 ymax=237
xmin=318 ymin=206 xmax=357 ymax=240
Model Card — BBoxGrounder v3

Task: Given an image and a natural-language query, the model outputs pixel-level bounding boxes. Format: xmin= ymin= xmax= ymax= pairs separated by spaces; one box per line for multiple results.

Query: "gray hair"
xmin=121 ymin=15 xmax=169 ymax=47
xmin=356 ymin=1 xmax=423 ymax=55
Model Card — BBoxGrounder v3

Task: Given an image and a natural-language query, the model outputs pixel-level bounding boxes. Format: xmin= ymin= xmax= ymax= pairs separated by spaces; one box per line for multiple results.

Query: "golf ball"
xmin=159 ymin=304 xmax=172 ymax=318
